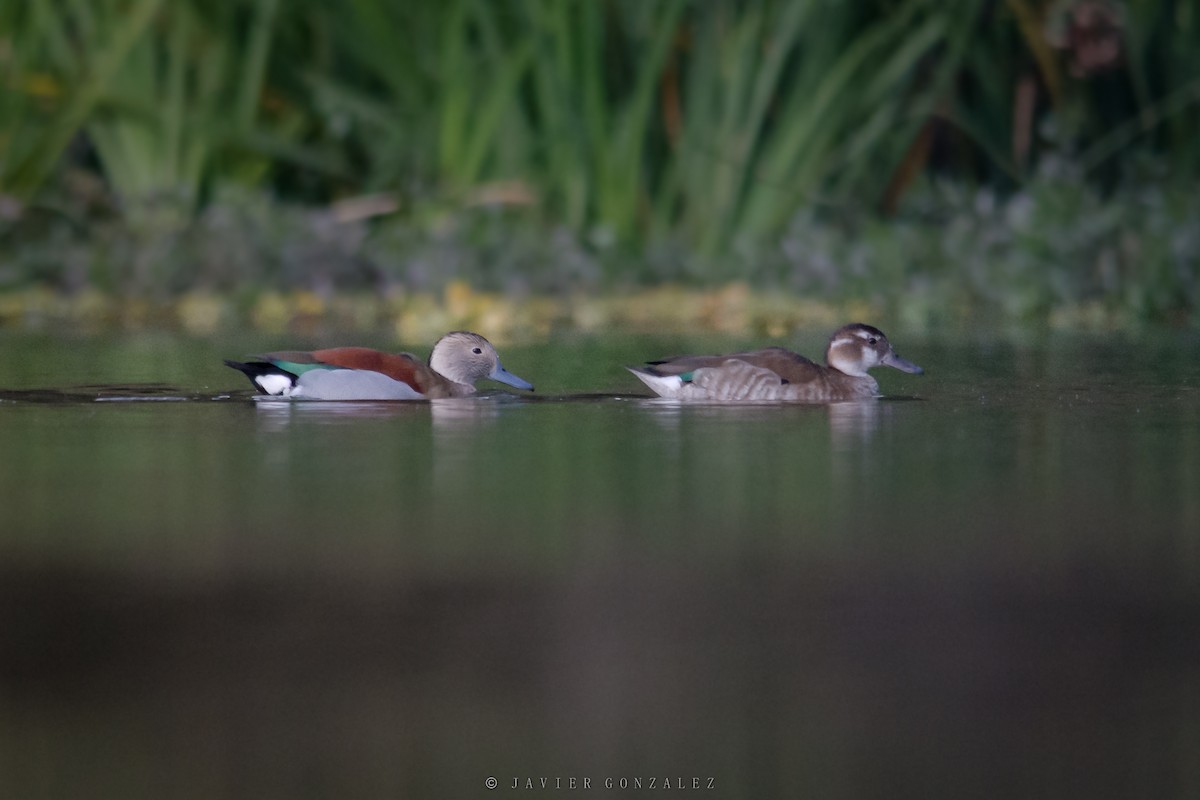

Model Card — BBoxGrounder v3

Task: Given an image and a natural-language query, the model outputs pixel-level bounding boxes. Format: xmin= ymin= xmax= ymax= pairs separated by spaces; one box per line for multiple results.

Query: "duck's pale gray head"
xmin=429 ymin=331 xmax=534 ymax=391
xmin=825 ymin=323 xmax=924 ymax=378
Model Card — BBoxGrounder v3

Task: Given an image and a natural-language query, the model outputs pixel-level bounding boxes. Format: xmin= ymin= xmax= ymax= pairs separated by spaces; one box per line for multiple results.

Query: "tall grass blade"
xmin=7 ymin=0 xmax=162 ymax=198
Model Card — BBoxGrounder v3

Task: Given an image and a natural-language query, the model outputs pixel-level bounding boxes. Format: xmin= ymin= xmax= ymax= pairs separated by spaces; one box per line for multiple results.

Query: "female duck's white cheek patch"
xmin=829 ymin=346 xmax=871 ymax=377
xmin=256 ymin=374 xmax=295 ymax=395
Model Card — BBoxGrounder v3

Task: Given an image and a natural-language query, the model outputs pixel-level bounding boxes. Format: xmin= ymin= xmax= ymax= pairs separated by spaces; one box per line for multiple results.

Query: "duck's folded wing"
xmin=726 ymin=348 xmax=824 ymax=384
xmin=645 ymin=348 xmax=822 ymax=381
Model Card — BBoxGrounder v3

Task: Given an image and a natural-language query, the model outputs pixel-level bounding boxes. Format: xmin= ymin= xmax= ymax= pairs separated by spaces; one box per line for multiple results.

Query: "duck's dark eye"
xmin=472 ymin=347 xmax=483 ymax=355
xmin=868 ymin=337 xmax=878 ymax=345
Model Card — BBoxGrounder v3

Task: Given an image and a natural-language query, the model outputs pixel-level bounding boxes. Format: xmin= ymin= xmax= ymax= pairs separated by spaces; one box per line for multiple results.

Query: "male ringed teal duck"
xmin=225 ymin=331 xmax=533 ymax=400
xmin=628 ymin=323 xmax=923 ymax=402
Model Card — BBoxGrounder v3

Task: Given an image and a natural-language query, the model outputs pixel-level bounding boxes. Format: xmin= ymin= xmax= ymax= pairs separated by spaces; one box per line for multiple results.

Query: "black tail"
xmin=223 ymin=360 xmax=298 ymax=395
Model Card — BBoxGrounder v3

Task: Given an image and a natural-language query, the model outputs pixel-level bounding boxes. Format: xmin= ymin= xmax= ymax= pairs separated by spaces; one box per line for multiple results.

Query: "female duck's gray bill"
xmin=882 ymin=352 xmax=924 ymax=375
xmin=489 ymin=364 xmax=535 ymax=391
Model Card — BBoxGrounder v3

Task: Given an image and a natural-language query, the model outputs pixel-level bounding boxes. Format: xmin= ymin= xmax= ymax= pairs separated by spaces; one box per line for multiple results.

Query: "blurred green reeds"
xmin=1 ymin=0 xmax=1199 ymax=325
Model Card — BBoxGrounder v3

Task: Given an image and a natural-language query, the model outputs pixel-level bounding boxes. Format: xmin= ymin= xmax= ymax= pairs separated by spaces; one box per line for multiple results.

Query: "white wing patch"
xmin=255 ymin=373 xmax=295 ymax=396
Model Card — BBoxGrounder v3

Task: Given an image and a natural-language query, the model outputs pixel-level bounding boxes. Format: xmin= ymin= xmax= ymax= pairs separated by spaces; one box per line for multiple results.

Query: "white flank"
xmin=627 ymin=368 xmax=685 ymax=399
xmin=289 ymin=369 xmax=426 ymax=400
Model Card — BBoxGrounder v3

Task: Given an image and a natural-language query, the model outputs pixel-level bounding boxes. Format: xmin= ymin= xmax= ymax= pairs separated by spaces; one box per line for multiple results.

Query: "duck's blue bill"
xmin=883 ymin=352 xmax=924 ymax=375
xmin=490 ymin=364 xmax=535 ymax=391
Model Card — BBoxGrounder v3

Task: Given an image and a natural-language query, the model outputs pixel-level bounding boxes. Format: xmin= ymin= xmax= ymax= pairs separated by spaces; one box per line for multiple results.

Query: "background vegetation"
xmin=1 ymin=0 xmax=1199 ymax=330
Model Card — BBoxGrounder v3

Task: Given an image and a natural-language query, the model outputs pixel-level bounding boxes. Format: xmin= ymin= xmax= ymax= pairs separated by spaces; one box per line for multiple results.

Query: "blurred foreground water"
xmin=0 ymin=329 xmax=1198 ymax=798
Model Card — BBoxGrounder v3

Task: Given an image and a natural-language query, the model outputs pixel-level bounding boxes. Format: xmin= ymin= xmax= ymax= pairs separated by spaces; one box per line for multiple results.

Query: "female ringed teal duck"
xmin=628 ymin=323 xmax=922 ymax=402
xmin=225 ymin=331 xmax=533 ymax=400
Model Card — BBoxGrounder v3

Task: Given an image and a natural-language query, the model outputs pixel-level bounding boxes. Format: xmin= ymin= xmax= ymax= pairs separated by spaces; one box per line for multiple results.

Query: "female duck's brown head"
xmin=825 ymin=323 xmax=924 ymax=378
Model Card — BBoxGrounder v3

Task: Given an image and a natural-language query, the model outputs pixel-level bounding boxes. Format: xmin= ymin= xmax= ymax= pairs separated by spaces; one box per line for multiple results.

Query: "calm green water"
xmin=1 ymin=329 xmax=1199 ymax=799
